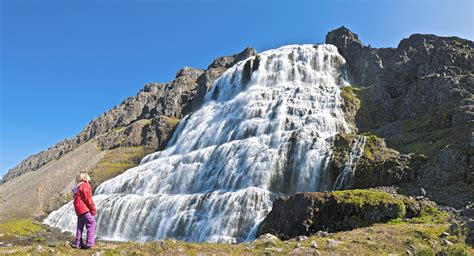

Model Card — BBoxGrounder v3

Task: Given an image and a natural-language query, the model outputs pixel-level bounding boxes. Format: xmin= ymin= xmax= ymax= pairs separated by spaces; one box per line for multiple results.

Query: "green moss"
xmin=340 ymin=86 xmax=361 ymax=126
xmin=408 ymin=207 xmax=449 ymax=224
xmin=0 ymin=219 xmax=43 ymax=237
xmin=341 ymin=86 xmax=360 ymax=106
xmin=332 ymin=189 xmax=406 ymax=218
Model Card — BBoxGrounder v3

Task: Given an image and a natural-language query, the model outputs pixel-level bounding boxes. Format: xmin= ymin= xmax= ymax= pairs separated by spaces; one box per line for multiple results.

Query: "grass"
xmin=0 ymin=219 xmax=43 ymax=237
xmin=89 ymin=146 xmax=155 ymax=190
xmin=332 ymin=189 xmax=403 ymax=209
xmin=408 ymin=207 xmax=449 ymax=224
xmin=1 ymin=222 xmax=472 ymax=255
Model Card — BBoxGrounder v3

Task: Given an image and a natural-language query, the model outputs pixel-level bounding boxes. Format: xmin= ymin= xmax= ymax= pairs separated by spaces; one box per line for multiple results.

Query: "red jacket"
xmin=73 ymin=181 xmax=96 ymax=216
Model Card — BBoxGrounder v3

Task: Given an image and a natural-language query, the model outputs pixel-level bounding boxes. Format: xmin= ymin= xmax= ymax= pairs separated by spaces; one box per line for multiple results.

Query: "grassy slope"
xmin=1 ymin=222 xmax=472 ymax=255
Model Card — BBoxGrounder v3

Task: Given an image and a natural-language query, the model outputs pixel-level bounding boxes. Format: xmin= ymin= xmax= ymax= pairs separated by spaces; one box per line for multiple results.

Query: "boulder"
xmin=257 ymin=190 xmax=405 ymax=239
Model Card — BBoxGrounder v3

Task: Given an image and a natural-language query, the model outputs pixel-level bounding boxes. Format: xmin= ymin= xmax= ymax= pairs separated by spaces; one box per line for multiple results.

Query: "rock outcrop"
xmin=1 ymin=47 xmax=256 ymax=184
xmin=257 ymin=190 xmax=406 ymax=239
xmin=329 ymin=133 xmax=412 ymax=189
xmin=326 ymin=27 xmax=473 ymax=207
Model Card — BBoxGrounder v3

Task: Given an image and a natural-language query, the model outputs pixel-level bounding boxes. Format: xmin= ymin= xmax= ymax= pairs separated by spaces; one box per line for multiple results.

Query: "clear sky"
xmin=1 ymin=0 xmax=473 ymax=178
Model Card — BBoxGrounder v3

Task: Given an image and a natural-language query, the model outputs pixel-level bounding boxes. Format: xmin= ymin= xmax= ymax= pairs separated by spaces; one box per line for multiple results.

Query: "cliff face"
xmin=1 ymin=47 xmax=256 ymax=184
xmin=326 ymin=27 xmax=473 ymax=207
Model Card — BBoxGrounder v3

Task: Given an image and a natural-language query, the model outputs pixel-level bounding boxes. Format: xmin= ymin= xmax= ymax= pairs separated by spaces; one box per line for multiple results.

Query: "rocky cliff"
xmin=326 ymin=27 xmax=473 ymax=208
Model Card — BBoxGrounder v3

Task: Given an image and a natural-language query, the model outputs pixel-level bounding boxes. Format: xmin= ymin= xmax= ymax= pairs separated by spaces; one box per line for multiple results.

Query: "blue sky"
xmin=1 ymin=0 xmax=473 ymax=178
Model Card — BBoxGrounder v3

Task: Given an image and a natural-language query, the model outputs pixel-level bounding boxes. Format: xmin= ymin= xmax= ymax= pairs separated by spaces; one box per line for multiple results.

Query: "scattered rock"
xmin=420 ymin=188 xmax=427 ymax=196
xmin=440 ymin=232 xmax=450 ymax=238
xmin=264 ymin=247 xmax=283 ymax=253
xmin=327 ymin=239 xmax=342 ymax=249
xmin=255 ymin=233 xmax=279 ymax=247
xmin=310 ymin=240 xmax=318 ymax=249
xmin=92 ymin=251 xmax=104 ymax=256
xmin=406 ymin=249 xmax=412 ymax=255
xmin=155 ymin=240 xmax=169 ymax=250
xmin=441 ymin=239 xmax=453 ymax=246
xmin=35 ymin=245 xmax=45 ymax=253
xmin=315 ymin=231 xmax=330 ymax=237
xmin=296 ymin=235 xmax=308 ymax=241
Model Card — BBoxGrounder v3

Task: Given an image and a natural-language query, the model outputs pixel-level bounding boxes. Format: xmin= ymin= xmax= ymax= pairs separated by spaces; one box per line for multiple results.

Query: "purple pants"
xmin=75 ymin=212 xmax=96 ymax=247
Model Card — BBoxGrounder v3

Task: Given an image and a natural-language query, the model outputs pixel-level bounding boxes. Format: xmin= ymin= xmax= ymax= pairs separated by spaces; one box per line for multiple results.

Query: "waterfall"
xmin=45 ymin=44 xmax=352 ymax=243
xmin=333 ymin=136 xmax=366 ymax=190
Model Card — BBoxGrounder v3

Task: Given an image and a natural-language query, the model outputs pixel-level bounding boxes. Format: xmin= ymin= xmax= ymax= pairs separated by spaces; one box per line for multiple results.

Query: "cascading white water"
xmin=45 ymin=44 xmax=353 ymax=243
xmin=333 ymin=136 xmax=366 ymax=190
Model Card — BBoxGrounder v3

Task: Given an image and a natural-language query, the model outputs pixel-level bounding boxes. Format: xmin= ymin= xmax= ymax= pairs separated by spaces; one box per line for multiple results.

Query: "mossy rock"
xmin=340 ymin=86 xmax=361 ymax=127
xmin=257 ymin=189 xmax=406 ymax=239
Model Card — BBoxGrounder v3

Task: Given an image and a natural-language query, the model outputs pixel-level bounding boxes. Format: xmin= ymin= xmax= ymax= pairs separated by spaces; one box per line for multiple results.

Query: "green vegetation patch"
xmin=0 ymin=219 xmax=43 ymax=237
xmin=408 ymin=206 xmax=449 ymax=224
xmin=340 ymin=86 xmax=361 ymax=126
xmin=89 ymin=146 xmax=155 ymax=189
xmin=333 ymin=189 xmax=402 ymax=207
xmin=332 ymin=189 xmax=406 ymax=219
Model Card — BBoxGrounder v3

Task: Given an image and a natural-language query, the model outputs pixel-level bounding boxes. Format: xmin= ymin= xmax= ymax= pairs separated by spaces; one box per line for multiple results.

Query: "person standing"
xmin=71 ymin=172 xmax=97 ymax=249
